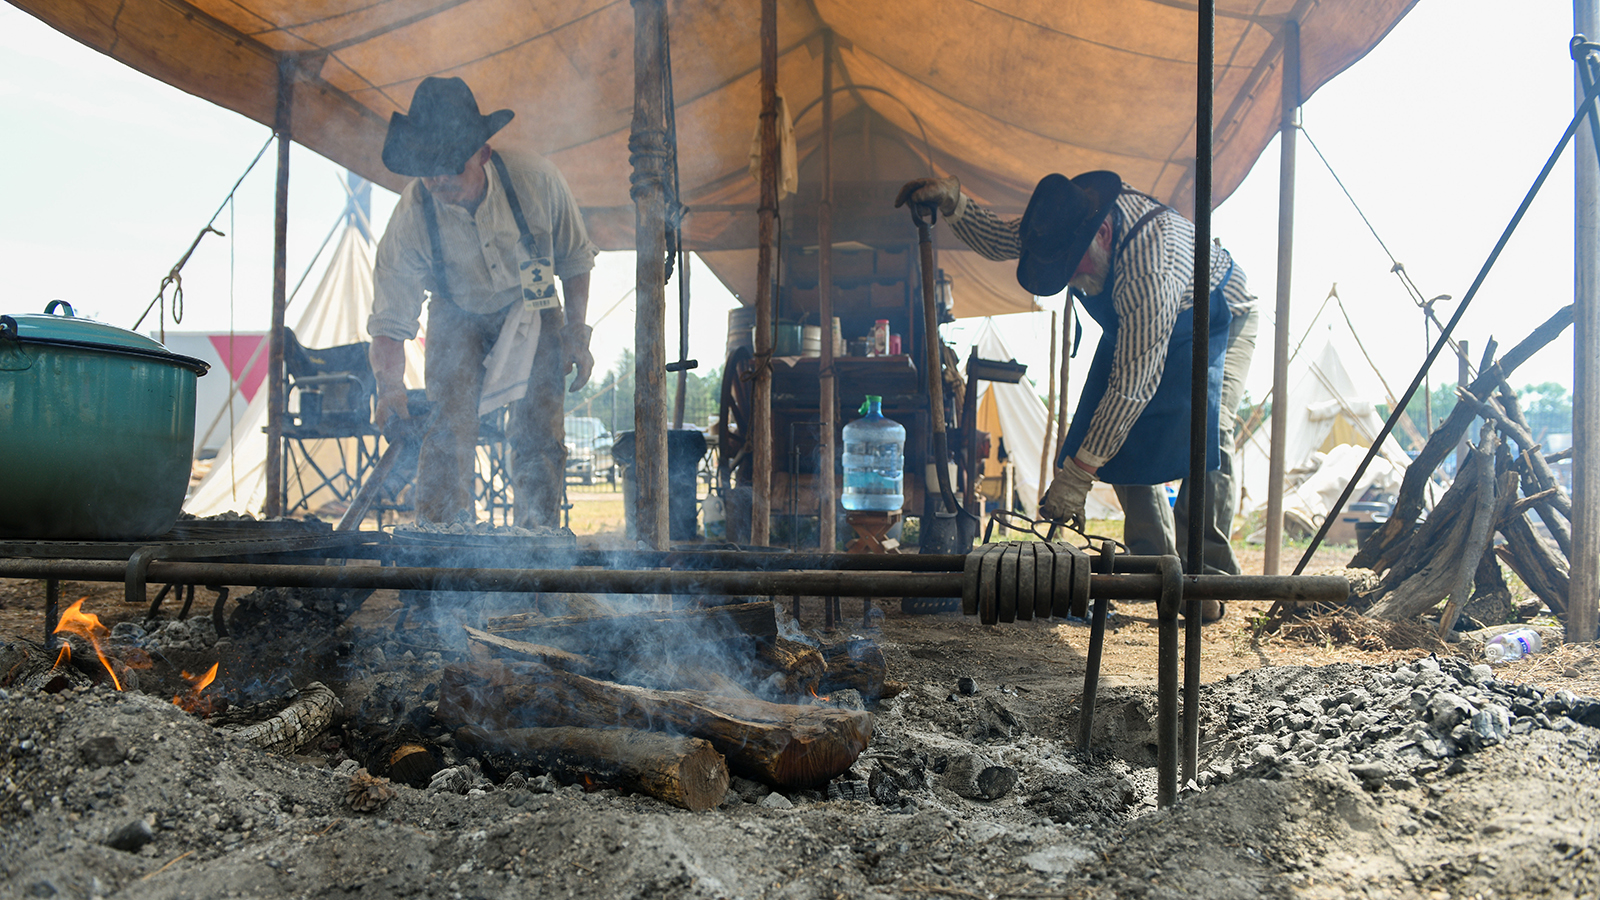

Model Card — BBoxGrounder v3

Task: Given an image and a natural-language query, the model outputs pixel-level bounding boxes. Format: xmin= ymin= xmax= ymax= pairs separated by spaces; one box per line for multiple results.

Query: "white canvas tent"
xmin=1237 ymin=337 xmax=1411 ymax=531
xmin=969 ymin=320 xmax=1116 ymax=522
xmin=185 ymin=223 xmax=424 ymax=518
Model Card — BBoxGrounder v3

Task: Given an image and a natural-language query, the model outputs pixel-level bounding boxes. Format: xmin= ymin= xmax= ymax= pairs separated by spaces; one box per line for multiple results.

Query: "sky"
xmin=0 ymin=0 xmax=1586 ymax=416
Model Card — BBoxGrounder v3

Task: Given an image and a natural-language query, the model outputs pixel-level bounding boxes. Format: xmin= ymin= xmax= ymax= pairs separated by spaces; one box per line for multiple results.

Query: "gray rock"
xmin=1348 ymin=762 xmax=1388 ymax=787
xmin=1428 ymin=692 xmax=1476 ymax=732
xmin=1471 ymin=705 xmax=1511 ymax=743
xmin=79 ymin=735 xmax=125 ymax=768
xmin=105 ymin=819 xmax=156 ymax=852
xmin=758 ymin=791 xmax=794 ymax=810
xmin=1251 ymin=743 xmax=1278 ymax=764
xmin=956 ymin=676 xmax=978 ymax=696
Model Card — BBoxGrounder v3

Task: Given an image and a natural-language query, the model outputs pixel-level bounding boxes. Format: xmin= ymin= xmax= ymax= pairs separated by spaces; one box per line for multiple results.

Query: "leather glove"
xmin=373 ymin=385 xmax=410 ymax=433
xmin=1039 ymin=461 xmax=1096 ymax=527
xmin=561 ymin=322 xmax=595 ymax=392
xmin=893 ymin=176 xmax=961 ymax=217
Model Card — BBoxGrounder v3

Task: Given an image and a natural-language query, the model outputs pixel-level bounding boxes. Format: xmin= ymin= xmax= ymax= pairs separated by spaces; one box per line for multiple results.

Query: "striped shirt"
xmin=949 ymin=187 xmax=1256 ymax=468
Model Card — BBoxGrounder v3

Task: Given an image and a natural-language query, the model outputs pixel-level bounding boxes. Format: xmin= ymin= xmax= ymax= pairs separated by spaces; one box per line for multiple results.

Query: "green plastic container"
xmin=0 ymin=302 xmax=209 ymax=540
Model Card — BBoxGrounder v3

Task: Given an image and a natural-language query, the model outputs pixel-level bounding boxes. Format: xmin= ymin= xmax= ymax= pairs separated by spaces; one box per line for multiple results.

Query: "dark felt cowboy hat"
xmin=1015 ymin=171 xmax=1122 ymax=297
xmin=382 ymin=77 xmax=515 ymax=177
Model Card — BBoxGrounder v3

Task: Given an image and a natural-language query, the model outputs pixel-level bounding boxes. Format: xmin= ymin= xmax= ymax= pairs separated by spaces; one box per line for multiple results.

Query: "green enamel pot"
xmin=0 ymin=302 xmax=209 ymax=540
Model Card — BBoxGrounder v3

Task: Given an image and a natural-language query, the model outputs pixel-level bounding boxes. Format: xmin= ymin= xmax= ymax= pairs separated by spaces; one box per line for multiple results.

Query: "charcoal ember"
xmin=867 ymin=765 xmax=901 ymax=806
xmin=730 ymin=776 xmax=770 ymax=803
xmin=427 ymin=765 xmax=473 ymax=794
xmin=964 ymin=697 xmax=1024 ymax=742
xmin=827 ymin=779 xmax=871 ymax=802
xmin=956 ymin=677 xmax=978 ymax=696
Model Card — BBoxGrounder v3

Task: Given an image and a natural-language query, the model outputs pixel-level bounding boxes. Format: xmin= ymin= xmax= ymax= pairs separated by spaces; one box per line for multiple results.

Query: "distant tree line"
xmin=563 ymin=348 xmax=722 ymax=433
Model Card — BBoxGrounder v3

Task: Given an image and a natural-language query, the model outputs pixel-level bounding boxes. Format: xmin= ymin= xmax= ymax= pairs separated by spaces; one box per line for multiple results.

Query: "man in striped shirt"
xmin=898 ymin=173 xmax=1259 ymax=617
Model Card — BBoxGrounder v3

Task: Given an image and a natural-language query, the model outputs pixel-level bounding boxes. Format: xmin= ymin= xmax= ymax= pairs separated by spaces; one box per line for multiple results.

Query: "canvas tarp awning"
xmin=12 ymin=0 xmax=1416 ymax=318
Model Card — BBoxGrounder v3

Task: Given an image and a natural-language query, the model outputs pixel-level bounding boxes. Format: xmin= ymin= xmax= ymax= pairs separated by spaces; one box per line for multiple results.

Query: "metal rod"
xmin=1078 ymin=540 xmax=1115 ymax=751
xmin=1265 ymin=20 xmax=1299 ymax=576
xmin=44 ymin=578 xmax=60 ymax=650
xmin=0 ymin=557 xmax=1349 ymax=604
xmin=1156 ymin=556 xmax=1182 ymax=807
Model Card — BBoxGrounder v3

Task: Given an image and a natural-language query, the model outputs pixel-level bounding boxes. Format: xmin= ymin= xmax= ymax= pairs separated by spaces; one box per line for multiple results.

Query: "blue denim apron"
xmin=1058 ymin=219 xmax=1234 ymax=485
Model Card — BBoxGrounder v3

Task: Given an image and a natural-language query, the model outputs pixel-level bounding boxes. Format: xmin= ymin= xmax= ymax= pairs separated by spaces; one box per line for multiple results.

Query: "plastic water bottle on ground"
xmin=1484 ymin=628 xmax=1542 ymax=665
xmin=842 ymin=395 xmax=905 ymax=512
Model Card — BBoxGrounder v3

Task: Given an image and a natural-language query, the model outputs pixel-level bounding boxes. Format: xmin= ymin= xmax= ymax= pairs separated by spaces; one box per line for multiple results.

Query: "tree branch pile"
xmin=1350 ymin=307 xmax=1574 ymax=632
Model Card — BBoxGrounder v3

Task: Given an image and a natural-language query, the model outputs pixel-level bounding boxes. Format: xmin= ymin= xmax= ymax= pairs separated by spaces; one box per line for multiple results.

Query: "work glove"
xmin=373 ymin=385 xmax=410 ymax=434
xmin=893 ymin=176 xmax=962 ymax=217
xmin=1039 ymin=461 xmax=1096 ymax=528
xmin=561 ymin=322 xmax=595 ymax=392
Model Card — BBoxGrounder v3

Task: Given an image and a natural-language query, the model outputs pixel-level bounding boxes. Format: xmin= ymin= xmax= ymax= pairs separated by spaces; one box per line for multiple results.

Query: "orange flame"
xmin=173 ymin=662 xmax=221 ymax=716
xmin=53 ymin=598 xmax=121 ymax=690
xmin=808 ymin=685 xmax=830 ymax=703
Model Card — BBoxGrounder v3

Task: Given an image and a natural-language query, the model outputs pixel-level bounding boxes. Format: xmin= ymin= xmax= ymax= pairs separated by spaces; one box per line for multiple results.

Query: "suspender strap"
xmin=489 ymin=151 xmax=536 ymax=254
xmin=420 ymin=151 xmax=538 ymax=302
xmin=420 ymin=188 xmax=451 ymax=301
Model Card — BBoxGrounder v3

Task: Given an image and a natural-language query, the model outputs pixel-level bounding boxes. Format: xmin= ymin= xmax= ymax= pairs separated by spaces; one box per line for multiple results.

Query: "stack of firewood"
xmin=436 ymin=601 xmax=900 ymax=810
xmin=1350 ymin=306 xmax=1574 ymax=634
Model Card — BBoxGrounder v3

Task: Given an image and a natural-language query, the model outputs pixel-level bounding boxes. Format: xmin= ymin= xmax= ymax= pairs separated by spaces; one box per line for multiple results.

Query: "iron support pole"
xmin=265 ymin=56 xmax=294 ymax=518
xmin=630 ymin=0 xmax=671 ymax=548
xmin=1182 ymin=0 xmax=1216 ymax=791
xmin=0 ymin=557 xmax=1349 ymax=604
xmin=818 ymin=29 xmax=838 ymax=554
xmin=750 ymin=0 xmax=779 ymax=547
xmin=1265 ymin=22 xmax=1299 ymax=576
xmin=1156 ymin=556 xmax=1182 ymax=806
xmin=1573 ymin=3 xmax=1600 ymax=643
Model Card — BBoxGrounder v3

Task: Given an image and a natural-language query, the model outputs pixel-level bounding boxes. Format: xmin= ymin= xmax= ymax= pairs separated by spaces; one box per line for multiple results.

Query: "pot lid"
xmin=1 ymin=301 xmax=209 ymax=375
xmin=2 ymin=301 xmax=169 ymax=353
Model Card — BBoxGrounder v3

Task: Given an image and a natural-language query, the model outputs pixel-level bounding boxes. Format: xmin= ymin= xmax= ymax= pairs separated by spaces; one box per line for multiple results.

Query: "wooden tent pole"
xmin=631 ymin=0 xmax=671 ymax=548
xmin=751 ymin=0 xmax=778 ymax=547
xmin=1056 ymin=305 xmax=1071 ymax=459
xmin=265 ymin=56 xmax=293 ymax=519
xmin=1264 ymin=21 xmax=1300 ymax=575
xmin=1571 ymin=0 xmax=1600 ymax=642
xmin=673 ymin=249 xmax=688 ymax=429
xmin=818 ymin=29 xmax=838 ymax=552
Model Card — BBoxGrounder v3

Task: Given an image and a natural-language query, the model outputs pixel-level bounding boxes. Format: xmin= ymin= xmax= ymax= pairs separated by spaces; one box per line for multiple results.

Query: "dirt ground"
xmin=4 ymin=526 xmax=1600 ymax=900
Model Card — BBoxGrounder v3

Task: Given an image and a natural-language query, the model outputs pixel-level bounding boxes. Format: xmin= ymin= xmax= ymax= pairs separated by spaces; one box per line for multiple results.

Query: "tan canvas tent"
xmin=11 ymin=0 xmax=1416 ymax=316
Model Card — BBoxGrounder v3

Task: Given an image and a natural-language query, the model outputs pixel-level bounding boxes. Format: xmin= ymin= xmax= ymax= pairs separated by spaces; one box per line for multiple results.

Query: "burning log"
xmin=456 ymin=724 xmax=730 ymax=812
xmin=0 ymin=639 xmax=91 ymax=692
xmin=437 ymin=660 xmax=872 ymax=788
xmin=752 ymin=639 xmax=825 ymax=698
xmin=463 ymin=626 xmax=608 ymax=676
xmin=818 ymin=639 xmax=889 ymax=699
xmin=484 ymin=601 xmax=779 ymax=652
xmin=213 ymin=682 xmax=341 ymax=755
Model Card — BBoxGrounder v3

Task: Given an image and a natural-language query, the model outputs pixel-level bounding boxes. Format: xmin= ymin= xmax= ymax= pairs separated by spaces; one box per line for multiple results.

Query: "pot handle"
xmin=0 ymin=315 xmax=31 ymax=372
xmin=44 ymin=300 xmax=76 ymax=317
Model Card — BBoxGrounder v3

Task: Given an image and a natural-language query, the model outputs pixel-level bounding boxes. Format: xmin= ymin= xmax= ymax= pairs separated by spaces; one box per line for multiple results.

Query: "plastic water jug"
xmin=842 ymin=395 xmax=905 ymax=511
xmin=1484 ymin=628 xmax=1542 ymax=665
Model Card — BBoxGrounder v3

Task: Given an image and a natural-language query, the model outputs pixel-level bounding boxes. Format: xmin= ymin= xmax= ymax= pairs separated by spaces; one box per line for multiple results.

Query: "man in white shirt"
xmin=368 ymin=77 xmax=597 ymax=527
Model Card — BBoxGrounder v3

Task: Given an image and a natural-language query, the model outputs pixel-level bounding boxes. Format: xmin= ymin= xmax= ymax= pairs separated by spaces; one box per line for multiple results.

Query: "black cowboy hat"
xmin=382 ymin=77 xmax=515 ymax=177
xmin=1015 ymin=171 xmax=1122 ymax=297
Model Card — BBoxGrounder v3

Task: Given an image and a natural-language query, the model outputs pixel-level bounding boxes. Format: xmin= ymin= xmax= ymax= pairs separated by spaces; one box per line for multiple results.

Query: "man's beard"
xmin=1068 ymin=235 xmax=1110 ymax=295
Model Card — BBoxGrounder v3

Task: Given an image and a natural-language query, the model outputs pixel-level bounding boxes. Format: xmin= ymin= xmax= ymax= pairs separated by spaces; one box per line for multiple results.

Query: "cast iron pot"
xmin=0 ymin=301 xmax=209 ymax=540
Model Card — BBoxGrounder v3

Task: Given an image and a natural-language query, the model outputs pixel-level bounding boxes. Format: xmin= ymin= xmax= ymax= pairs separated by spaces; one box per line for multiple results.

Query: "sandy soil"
xmin=3 ymin=533 xmax=1599 ymax=900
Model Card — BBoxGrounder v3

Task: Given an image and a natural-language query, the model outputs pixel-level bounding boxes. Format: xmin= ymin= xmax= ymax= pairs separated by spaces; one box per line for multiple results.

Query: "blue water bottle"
xmin=841 ymin=395 xmax=906 ymax=511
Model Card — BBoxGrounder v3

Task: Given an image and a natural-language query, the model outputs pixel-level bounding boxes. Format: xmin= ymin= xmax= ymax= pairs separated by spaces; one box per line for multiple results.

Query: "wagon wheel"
xmin=716 ymin=345 xmax=755 ymax=542
xmin=716 ymin=344 xmax=754 ymax=493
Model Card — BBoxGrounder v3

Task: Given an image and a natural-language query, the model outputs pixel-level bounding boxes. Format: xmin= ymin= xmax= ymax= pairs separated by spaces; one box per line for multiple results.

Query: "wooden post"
xmin=818 ymin=29 xmax=838 ymax=553
xmin=631 ymin=0 xmax=671 ymax=548
xmin=265 ymin=56 xmax=293 ymax=519
xmin=1264 ymin=21 xmax=1300 ymax=575
xmin=673 ymin=248 xmax=688 ymax=429
xmin=751 ymin=0 xmax=779 ymax=546
xmin=1571 ymin=0 xmax=1600 ymax=642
